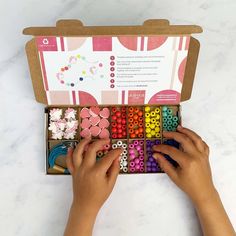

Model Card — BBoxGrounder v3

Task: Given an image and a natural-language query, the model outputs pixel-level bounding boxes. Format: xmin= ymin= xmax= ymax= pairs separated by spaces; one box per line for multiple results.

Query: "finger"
xmin=177 ymin=126 xmax=205 ymax=153
xmin=152 ymin=144 xmax=187 ymax=167
xmin=66 ymin=147 xmax=75 ymax=175
xmin=73 ymin=138 xmax=91 ymax=169
xmin=96 ymin=148 xmax=123 ymax=172
xmin=202 ymin=141 xmax=210 ymax=156
xmin=162 ymin=131 xmax=196 ymax=153
xmin=153 ymin=153 xmax=178 ymax=182
xmin=83 ymin=139 xmax=110 ymax=167
xmin=107 ymin=157 xmax=120 ymax=186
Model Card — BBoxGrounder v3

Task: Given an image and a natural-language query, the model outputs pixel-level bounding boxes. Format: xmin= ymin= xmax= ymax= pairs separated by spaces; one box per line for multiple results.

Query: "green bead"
xmin=167 ymin=108 xmax=172 ymax=114
xmin=162 ymin=112 xmax=167 ymax=117
xmin=167 ymin=126 xmax=172 ymax=131
xmin=173 ymin=121 xmax=178 ymax=127
xmin=163 ymin=117 xmax=167 ymax=123
xmin=167 ymin=115 xmax=172 ymax=120
xmin=172 ymin=116 xmax=178 ymax=122
xmin=162 ymin=106 xmax=168 ymax=112
xmin=163 ymin=123 xmax=168 ymax=128
xmin=172 ymin=127 xmax=177 ymax=131
xmin=167 ymin=120 xmax=172 ymax=125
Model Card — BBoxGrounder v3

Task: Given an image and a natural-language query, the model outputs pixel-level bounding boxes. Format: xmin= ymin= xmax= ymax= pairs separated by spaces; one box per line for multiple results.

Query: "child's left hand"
xmin=64 ymin=138 xmax=122 ymax=236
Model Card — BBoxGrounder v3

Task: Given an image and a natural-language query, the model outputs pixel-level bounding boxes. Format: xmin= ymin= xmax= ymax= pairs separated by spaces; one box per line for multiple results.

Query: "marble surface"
xmin=0 ymin=0 xmax=236 ymax=235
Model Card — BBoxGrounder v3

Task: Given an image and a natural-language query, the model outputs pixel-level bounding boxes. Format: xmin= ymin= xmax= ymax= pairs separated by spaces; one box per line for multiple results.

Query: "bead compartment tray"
xmin=46 ymin=105 xmax=181 ymax=174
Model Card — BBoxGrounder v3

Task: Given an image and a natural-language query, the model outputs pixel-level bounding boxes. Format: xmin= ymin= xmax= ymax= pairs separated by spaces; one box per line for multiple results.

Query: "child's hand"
xmin=64 ymin=138 xmax=122 ymax=236
xmin=153 ymin=126 xmax=216 ymax=205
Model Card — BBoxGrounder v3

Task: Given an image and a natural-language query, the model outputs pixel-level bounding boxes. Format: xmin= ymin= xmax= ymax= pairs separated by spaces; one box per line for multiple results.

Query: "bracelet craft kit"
xmin=23 ymin=19 xmax=202 ymax=174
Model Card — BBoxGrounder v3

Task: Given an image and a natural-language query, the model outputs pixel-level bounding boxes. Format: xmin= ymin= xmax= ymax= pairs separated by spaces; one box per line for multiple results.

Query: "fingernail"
xmin=177 ymin=125 xmax=182 ymax=130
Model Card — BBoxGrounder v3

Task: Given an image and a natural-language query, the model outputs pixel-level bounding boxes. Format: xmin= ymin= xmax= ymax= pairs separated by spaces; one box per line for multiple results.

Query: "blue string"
xmin=48 ymin=141 xmax=76 ymax=174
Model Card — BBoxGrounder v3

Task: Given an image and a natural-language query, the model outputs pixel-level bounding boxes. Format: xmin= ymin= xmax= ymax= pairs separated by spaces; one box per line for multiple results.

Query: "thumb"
xmin=153 ymin=153 xmax=178 ymax=183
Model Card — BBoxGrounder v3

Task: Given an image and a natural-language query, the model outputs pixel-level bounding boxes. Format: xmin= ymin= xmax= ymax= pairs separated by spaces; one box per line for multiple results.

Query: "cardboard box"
xmin=23 ymin=19 xmax=202 ymax=174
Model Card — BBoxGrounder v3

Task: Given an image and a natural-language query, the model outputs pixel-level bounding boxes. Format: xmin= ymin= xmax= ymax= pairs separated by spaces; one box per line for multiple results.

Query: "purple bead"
xmin=146 ymin=162 xmax=151 ymax=167
xmin=147 ymin=151 xmax=152 ymax=157
xmin=149 ymin=157 xmax=154 ymax=162
xmin=146 ymin=140 xmax=151 ymax=145
xmin=147 ymin=167 xmax=152 ymax=172
xmin=151 ymin=162 xmax=157 ymax=167
xmin=150 ymin=141 xmax=155 ymax=146
xmin=152 ymin=167 xmax=158 ymax=172
xmin=146 ymin=146 xmax=152 ymax=151
xmin=155 ymin=140 xmax=161 ymax=145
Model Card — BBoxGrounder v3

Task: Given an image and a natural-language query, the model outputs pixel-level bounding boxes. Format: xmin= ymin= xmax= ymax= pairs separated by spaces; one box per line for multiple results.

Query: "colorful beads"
xmin=96 ymin=143 xmax=111 ymax=161
xmin=128 ymin=107 xmax=144 ymax=138
xmin=162 ymin=106 xmax=179 ymax=131
xmin=112 ymin=140 xmax=128 ymax=173
xmin=146 ymin=140 xmax=161 ymax=173
xmin=111 ymin=107 xmax=127 ymax=139
xmin=144 ymin=106 xmax=161 ymax=138
xmin=129 ymin=140 xmax=145 ymax=173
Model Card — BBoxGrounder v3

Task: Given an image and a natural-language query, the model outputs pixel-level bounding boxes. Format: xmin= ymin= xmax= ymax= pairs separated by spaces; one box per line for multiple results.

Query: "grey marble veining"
xmin=0 ymin=0 xmax=235 ymax=235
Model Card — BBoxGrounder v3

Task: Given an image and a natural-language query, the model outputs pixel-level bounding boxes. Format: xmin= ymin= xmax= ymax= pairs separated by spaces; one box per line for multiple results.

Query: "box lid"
xmin=23 ymin=19 xmax=202 ymax=106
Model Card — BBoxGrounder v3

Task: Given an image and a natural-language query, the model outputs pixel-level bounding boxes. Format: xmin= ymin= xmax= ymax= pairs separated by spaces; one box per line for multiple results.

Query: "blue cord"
xmin=48 ymin=141 xmax=77 ymax=174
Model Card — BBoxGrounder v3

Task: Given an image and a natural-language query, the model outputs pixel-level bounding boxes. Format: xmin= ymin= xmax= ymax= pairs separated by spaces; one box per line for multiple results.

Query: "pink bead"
xmin=140 ymin=167 xmax=145 ymax=172
xmin=139 ymin=150 xmax=144 ymax=155
xmin=130 ymin=154 xmax=136 ymax=160
xmin=130 ymin=167 xmax=135 ymax=173
xmin=140 ymin=161 xmax=144 ymax=167
xmin=134 ymin=158 xmax=140 ymax=164
xmin=135 ymin=164 xmax=140 ymax=170
xmin=139 ymin=140 xmax=144 ymax=145
xmin=129 ymin=144 xmax=134 ymax=148
xmin=133 ymin=140 xmax=139 ymax=146
xmin=130 ymin=161 xmax=135 ymax=167
xmin=136 ymin=145 xmax=141 ymax=151
xmin=129 ymin=149 xmax=135 ymax=154
xmin=139 ymin=155 xmax=144 ymax=161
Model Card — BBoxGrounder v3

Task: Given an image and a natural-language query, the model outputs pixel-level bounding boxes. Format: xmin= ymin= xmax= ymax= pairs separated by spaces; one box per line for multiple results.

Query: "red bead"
xmin=111 ymin=122 xmax=117 ymax=127
xmin=122 ymin=131 xmax=126 ymax=136
xmin=117 ymin=124 xmax=122 ymax=129
xmin=121 ymin=107 xmax=126 ymax=112
xmin=121 ymin=113 xmax=126 ymax=118
xmin=117 ymin=128 xmax=122 ymax=133
xmin=112 ymin=107 xmax=116 ymax=113
xmin=112 ymin=115 xmax=117 ymax=120
xmin=112 ymin=133 xmax=117 ymax=138
xmin=111 ymin=127 xmax=117 ymax=133
xmin=116 ymin=118 xmax=122 ymax=123
xmin=117 ymin=133 xmax=122 ymax=138
xmin=115 ymin=111 xmax=121 ymax=117
xmin=121 ymin=119 xmax=126 ymax=125
xmin=122 ymin=124 xmax=126 ymax=130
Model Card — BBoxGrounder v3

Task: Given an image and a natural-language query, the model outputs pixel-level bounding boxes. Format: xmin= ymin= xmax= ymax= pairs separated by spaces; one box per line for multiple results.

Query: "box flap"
xmin=23 ymin=19 xmax=202 ymax=105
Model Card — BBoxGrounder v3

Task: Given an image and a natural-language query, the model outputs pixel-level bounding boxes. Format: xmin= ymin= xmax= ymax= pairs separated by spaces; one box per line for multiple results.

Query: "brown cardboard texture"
xmin=23 ymin=19 xmax=202 ymax=105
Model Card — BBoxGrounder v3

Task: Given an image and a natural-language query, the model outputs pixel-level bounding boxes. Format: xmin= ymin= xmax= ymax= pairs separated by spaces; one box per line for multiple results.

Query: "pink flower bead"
xmin=134 ymin=158 xmax=140 ymax=164
xmin=136 ymin=145 xmax=141 ymax=151
xmin=135 ymin=164 xmax=140 ymax=170
xmin=130 ymin=154 xmax=136 ymax=160
xmin=130 ymin=161 xmax=135 ymax=167
xmin=129 ymin=149 xmax=135 ymax=154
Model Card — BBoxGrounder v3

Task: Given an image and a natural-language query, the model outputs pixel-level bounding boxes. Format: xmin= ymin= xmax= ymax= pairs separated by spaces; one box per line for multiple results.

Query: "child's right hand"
xmin=153 ymin=126 xmax=216 ymax=205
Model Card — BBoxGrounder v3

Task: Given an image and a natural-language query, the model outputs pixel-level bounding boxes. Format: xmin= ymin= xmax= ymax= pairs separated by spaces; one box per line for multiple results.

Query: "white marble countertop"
xmin=0 ymin=0 xmax=236 ymax=235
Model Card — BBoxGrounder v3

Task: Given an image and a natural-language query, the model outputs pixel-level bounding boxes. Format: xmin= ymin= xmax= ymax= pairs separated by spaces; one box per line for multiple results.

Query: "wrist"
xmin=71 ymin=202 xmax=98 ymax=221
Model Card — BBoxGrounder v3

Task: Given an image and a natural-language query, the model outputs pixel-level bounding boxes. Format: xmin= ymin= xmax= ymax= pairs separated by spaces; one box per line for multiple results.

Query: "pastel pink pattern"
xmin=90 ymin=126 xmax=101 ymax=137
xmin=80 ymin=128 xmax=91 ymax=138
xmin=89 ymin=116 xmax=100 ymax=126
xmin=99 ymin=108 xmax=110 ymax=118
xmin=99 ymin=118 xmax=109 ymax=129
xmin=81 ymin=118 xmax=91 ymax=129
xmin=80 ymin=107 xmax=90 ymax=118
xmin=99 ymin=128 xmax=109 ymax=139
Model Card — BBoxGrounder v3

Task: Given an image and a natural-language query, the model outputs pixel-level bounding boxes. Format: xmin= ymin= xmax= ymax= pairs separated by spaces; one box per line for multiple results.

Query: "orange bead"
xmin=138 ymin=111 xmax=143 ymax=116
xmin=138 ymin=127 xmax=143 ymax=133
xmin=138 ymin=133 xmax=144 ymax=138
xmin=130 ymin=133 xmax=136 ymax=138
xmin=128 ymin=107 xmax=134 ymax=112
xmin=138 ymin=122 xmax=143 ymax=127
xmin=128 ymin=113 xmax=133 ymax=117
xmin=138 ymin=117 xmax=143 ymax=122
xmin=133 ymin=114 xmax=138 ymax=120
xmin=135 ymin=130 xmax=139 ymax=135
xmin=128 ymin=117 xmax=133 ymax=123
xmin=129 ymin=128 xmax=134 ymax=134
xmin=134 ymin=107 xmax=139 ymax=113
xmin=128 ymin=123 xmax=134 ymax=129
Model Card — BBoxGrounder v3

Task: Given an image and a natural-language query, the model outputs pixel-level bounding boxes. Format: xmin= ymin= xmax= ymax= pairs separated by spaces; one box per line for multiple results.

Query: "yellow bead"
xmin=155 ymin=114 xmax=160 ymax=120
xmin=145 ymin=117 xmax=151 ymax=123
xmin=151 ymin=130 xmax=156 ymax=136
xmin=155 ymin=133 xmax=161 ymax=138
xmin=145 ymin=123 xmax=150 ymax=128
xmin=145 ymin=112 xmax=150 ymax=118
xmin=155 ymin=127 xmax=160 ymax=132
xmin=146 ymin=127 xmax=151 ymax=133
xmin=150 ymin=111 xmax=156 ymax=117
xmin=155 ymin=121 xmax=160 ymax=126
xmin=145 ymin=106 xmax=151 ymax=112
xmin=146 ymin=133 xmax=152 ymax=138
xmin=155 ymin=108 xmax=160 ymax=113
xmin=150 ymin=124 xmax=155 ymax=129
xmin=151 ymin=118 xmax=156 ymax=123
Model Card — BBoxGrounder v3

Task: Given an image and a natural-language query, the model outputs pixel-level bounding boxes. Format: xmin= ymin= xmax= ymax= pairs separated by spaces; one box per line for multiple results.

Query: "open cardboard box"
xmin=23 ymin=19 xmax=202 ymax=175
